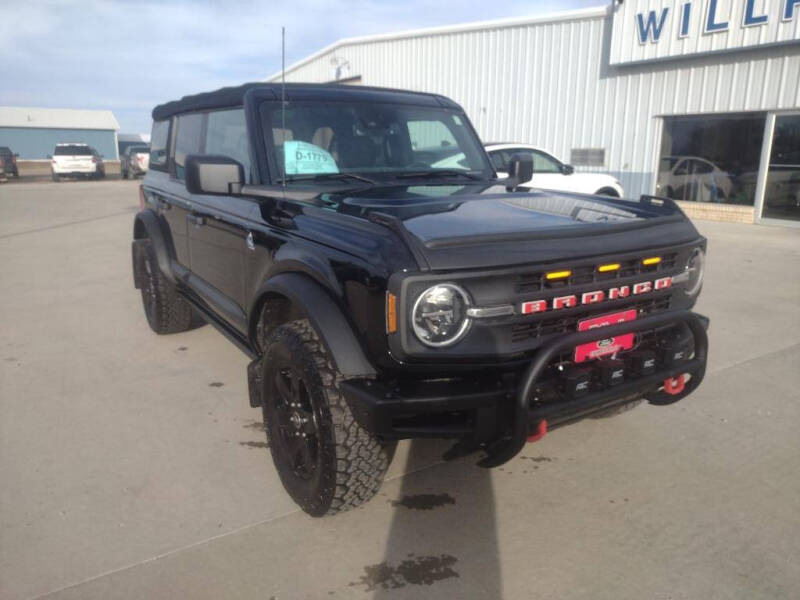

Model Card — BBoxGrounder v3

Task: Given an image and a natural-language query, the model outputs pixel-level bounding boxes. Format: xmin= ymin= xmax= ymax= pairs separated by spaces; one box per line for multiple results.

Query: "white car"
xmin=656 ymin=156 xmax=733 ymax=203
xmin=50 ymin=143 xmax=105 ymax=181
xmin=484 ymin=143 xmax=624 ymax=197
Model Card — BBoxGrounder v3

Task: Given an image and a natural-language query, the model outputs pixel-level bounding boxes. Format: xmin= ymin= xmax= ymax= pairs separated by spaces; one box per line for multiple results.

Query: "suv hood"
xmin=301 ymin=182 xmax=702 ymax=271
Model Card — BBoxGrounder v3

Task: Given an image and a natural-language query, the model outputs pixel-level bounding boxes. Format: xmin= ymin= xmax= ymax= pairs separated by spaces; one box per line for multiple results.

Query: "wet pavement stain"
xmin=242 ymin=421 xmax=265 ymax=431
xmin=390 ymin=493 xmax=456 ymax=510
xmin=239 ymin=441 xmax=269 ymax=449
xmin=208 ymin=382 xmax=224 ymax=387
xmin=177 ymin=346 xmax=188 ymax=351
xmin=520 ymin=456 xmax=554 ymax=462
xmin=350 ymin=555 xmax=459 ymax=591
xmin=5 ymin=357 xmax=16 ymax=362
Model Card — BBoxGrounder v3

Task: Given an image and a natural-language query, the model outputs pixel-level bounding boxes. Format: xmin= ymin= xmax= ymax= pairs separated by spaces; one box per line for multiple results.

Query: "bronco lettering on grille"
xmin=521 ymin=276 xmax=672 ymax=315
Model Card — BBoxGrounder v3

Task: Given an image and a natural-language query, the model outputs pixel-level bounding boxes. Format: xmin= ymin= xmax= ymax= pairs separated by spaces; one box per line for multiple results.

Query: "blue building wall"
xmin=0 ymin=127 xmax=118 ymax=160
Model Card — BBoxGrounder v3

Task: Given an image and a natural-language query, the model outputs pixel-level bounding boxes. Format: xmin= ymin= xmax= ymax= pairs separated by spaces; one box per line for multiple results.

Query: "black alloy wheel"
xmin=271 ymin=366 xmax=321 ymax=480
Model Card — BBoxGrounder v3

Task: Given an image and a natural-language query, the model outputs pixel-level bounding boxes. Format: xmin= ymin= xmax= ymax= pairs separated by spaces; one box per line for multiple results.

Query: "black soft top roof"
xmin=151 ymin=82 xmax=462 ymax=121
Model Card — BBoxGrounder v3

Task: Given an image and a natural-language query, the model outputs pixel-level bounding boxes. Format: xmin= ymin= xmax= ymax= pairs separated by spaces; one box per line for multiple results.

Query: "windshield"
xmin=54 ymin=145 xmax=92 ymax=156
xmin=261 ymin=101 xmax=492 ymax=183
xmin=130 ymin=146 xmax=149 ymax=154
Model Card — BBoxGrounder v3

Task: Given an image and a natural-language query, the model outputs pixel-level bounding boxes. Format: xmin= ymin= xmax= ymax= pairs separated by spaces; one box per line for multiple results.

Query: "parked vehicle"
xmin=121 ymin=144 xmax=150 ymax=179
xmin=656 ymin=156 xmax=733 ymax=203
xmin=133 ymin=83 xmax=709 ymax=516
xmin=0 ymin=146 xmax=19 ymax=178
xmin=50 ymin=144 xmax=105 ymax=181
xmin=484 ymin=143 xmax=624 ymax=197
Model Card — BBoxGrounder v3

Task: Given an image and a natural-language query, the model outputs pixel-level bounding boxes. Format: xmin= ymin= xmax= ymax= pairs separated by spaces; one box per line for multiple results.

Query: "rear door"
xmin=183 ymin=108 xmax=253 ymax=333
xmin=147 ymin=119 xmax=191 ymax=266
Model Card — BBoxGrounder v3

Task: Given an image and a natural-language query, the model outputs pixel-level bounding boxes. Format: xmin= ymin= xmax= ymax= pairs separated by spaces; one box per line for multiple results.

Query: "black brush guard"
xmin=478 ymin=310 xmax=708 ymax=467
xmin=341 ymin=310 xmax=709 ymax=468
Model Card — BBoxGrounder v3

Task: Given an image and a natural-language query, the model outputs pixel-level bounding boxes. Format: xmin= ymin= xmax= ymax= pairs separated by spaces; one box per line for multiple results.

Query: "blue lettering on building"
xmin=704 ymin=0 xmax=730 ymax=32
xmin=636 ymin=1 xmax=800 ymax=42
xmin=680 ymin=2 xmax=692 ymax=37
xmin=743 ymin=0 xmax=768 ymax=25
xmin=785 ymin=0 xmax=800 ymax=21
xmin=637 ymin=7 xmax=669 ymax=43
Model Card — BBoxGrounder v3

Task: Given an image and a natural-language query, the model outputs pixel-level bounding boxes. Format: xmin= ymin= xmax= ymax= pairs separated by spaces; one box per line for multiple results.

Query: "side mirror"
xmin=506 ymin=153 xmax=534 ymax=191
xmin=562 ymin=164 xmax=575 ymax=175
xmin=185 ymin=154 xmax=244 ymax=195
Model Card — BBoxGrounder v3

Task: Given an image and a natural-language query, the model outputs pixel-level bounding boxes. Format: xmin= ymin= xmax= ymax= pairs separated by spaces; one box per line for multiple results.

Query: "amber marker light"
xmin=386 ymin=292 xmax=398 ymax=333
xmin=642 ymin=257 xmax=661 ymax=266
xmin=598 ymin=263 xmax=620 ymax=272
xmin=545 ymin=270 xmax=572 ymax=280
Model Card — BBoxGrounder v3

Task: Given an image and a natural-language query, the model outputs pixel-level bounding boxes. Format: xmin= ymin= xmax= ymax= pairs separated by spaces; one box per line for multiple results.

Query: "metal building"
xmin=0 ymin=106 xmax=120 ymax=160
xmin=269 ymin=2 xmax=800 ymax=225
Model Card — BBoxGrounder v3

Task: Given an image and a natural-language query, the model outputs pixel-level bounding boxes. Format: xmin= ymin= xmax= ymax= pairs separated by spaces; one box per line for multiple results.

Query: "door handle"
xmin=187 ymin=214 xmax=206 ymax=227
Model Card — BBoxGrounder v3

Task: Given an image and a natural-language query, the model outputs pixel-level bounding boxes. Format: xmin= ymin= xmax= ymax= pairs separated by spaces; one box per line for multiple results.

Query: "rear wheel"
xmin=122 ymin=167 xmax=129 ymax=179
xmin=261 ymin=320 xmax=395 ymax=517
xmin=595 ymin=187 xmax=619 ymax=197
xmin=51 ymin=172 xmax=60 ymax=182
xmin=136 ymin=239 xmax=193 ymax=334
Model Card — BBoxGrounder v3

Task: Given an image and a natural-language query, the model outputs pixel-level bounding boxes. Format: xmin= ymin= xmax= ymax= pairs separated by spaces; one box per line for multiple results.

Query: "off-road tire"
xmin=137 ymin=240 xmax=193 ymax=334
xmin=261 ymin=320 xmax=395 ymax=517
xmin=591 ymin=397 xmax=643 ymax=419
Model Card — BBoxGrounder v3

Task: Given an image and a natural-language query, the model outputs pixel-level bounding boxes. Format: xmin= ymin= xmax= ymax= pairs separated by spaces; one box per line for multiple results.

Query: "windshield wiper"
xmin=394 ymin=170 xmax=483 ymax=181
xmin=277 ymin=172 xmax=377 ymax=185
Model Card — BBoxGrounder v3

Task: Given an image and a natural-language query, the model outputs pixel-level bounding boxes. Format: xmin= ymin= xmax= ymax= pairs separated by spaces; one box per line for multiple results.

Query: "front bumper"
xmin=342 ymin=310 xmax=709 ymax=467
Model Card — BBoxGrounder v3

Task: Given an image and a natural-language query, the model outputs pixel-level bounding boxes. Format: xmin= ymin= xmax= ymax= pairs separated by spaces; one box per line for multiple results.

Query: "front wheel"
xmin=261 ymin=320 xmax=395 ymax=517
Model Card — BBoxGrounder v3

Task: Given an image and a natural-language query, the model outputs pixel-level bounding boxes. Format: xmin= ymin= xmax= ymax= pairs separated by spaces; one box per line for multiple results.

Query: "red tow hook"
xmin=527 ymin=419 xmax=548 ymax=443
xmin=663 ymin=374 xmax=686 ymax=395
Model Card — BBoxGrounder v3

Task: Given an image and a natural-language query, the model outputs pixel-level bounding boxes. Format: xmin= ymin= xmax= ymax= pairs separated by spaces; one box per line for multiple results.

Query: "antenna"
xmin=281 ymin=26 xmax=286 ymax=189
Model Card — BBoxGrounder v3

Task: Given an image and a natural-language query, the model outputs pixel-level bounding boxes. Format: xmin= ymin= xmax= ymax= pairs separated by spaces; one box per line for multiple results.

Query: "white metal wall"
xmin=272 ymin=9 xmax=800 ymax=197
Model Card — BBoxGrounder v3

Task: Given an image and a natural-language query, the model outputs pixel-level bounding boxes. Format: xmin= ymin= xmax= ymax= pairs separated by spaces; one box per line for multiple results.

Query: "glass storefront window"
xmin=762 ymin=115 xmax=800 ymax=222
xmin=656 ymin=113 xmax=765 ymax=205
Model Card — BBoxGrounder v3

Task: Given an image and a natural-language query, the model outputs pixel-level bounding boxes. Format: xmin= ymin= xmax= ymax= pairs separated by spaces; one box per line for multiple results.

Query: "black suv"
xmin=132 ymin=83 xmax=709 ymax=516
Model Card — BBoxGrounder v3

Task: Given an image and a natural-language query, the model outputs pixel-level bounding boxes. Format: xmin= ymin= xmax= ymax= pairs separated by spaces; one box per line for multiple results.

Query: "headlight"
xmin=684 ymin=248 xmax=705 ymax=297
xmin=411 ymin=284 xmax=471 ymax=347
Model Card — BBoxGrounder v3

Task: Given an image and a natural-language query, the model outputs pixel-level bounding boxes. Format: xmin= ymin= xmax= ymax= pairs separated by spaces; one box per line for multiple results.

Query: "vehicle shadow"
xmin=369 ymin=440 xmax=503 ymax=599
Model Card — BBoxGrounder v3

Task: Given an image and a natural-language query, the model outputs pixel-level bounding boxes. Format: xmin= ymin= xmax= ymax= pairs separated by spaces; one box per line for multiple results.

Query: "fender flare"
xmin=132 ymin=209 xmax=176 ymax=283
xmin=254 ymin=272 xmax=376 ymax=379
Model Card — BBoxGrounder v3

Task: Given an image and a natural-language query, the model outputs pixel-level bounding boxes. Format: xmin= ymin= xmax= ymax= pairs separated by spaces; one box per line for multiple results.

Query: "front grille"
xmin=517 ymin=252 xmax=678 ymax=294
xmin=510 ymin=296 xmax=672 ymax=343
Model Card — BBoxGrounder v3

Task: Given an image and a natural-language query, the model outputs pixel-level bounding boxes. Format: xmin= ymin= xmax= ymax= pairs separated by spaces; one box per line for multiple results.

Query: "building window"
xmin=762 ymin=114 xmax=800 ymax=222
xmin=205 ymin=109 xmax=251 ymax=183
xmin=656 ymin=113 xmax=765 ymax=205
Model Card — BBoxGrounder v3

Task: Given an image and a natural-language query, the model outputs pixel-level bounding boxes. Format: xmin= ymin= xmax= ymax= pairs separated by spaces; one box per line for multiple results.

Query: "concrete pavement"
xmin=1 ymin=180 xmax=798 ymax=599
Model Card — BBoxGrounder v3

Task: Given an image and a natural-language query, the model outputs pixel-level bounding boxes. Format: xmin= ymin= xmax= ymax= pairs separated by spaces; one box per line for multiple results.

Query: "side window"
xmin=694 ymin=160 xmax=713 ymax=174
xmin=407 ymin=120 xmax=457 ymax=150
xmin=674 ymin=160 xmax=689 ymax=175
xmin=530 ymin=150 xmax=561 ymax=173
xmin=149 ymin=120 xmax=170 ymax=171
xmin=173 ymin=113 xmax=204 ymax=180
xmin=205 ymin=109 xmax=251 ymax=183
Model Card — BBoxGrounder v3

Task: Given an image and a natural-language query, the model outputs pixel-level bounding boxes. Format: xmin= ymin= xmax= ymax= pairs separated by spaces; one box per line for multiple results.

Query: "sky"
xmin=0 ymin=0 xmax=601 ymax=134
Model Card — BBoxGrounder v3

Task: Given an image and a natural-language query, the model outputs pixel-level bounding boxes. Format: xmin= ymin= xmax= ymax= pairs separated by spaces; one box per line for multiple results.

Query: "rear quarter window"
xmin=149 ymin=120 xmax=170 ymax=171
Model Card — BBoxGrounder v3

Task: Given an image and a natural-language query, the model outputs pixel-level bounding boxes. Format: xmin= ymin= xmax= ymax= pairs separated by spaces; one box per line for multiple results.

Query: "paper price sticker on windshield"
xmin=284 ymin=140 xmax=339 ymax=175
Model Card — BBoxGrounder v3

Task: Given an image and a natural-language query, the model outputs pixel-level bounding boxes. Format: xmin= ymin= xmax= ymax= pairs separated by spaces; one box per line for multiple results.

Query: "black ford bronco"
xmin=132 ymin=83 xmax=709 ymax=516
